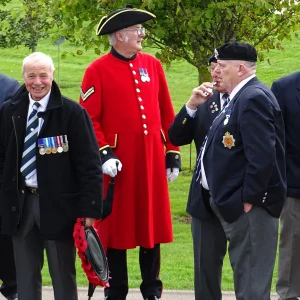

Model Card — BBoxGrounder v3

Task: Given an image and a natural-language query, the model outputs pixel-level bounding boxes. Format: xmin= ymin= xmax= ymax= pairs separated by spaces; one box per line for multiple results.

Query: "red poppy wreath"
xmin=73 ymin=218 xmax=109 ymax=287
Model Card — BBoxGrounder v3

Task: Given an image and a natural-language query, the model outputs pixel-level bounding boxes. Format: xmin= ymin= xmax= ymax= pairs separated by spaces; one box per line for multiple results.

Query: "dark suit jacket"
xmin=203 ymin=77 xmax=286 ymax=223
xmin=271 ymin=71 xmax=300 ymax=198
xmin=169 ymin=93 xmax=220 ymax=220
xmin=0 ymin=81 xmax=103 ymax=239
xmin=0 ymin=74 xmax=20 ymax=108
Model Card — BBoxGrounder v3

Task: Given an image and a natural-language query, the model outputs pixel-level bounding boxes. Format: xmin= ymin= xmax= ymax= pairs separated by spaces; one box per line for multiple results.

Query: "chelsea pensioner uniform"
xmin=80 ymin=48 xmax=181 ymax=250
xmin=0 ymin=81 xmax=103 ymax=239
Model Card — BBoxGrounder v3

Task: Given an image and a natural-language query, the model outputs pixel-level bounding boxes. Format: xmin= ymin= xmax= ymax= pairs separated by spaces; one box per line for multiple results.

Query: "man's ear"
xmin=116 ymin=31 xmax=128 ymax=42
xmin=237 ymin=64 xmax=244 ymax=76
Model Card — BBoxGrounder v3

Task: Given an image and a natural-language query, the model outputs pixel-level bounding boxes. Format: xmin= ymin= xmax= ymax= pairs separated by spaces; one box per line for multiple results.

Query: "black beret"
xmin=214 ymin=42 xmax=257 ymax=62
xmin=208 ymin=53 xmax=217 ymax=64
xmin=96 ymin=5 xmax=156 ymax=36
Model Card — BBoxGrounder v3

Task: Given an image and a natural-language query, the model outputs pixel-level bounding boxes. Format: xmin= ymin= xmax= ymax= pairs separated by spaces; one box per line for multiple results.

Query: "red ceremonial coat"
xmin=80 ymin=50 xmax=180 ymax=249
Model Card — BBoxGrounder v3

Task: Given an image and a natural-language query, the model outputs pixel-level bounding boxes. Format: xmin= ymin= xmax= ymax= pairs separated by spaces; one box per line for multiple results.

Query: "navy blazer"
xmin=169 ymin=92 xmax=221 ymax=220
xmin=0 ymin=74 xmax=20 ymax=108
xmin=203 ymin=77 xmax=286 ymax=223
xmin=271 ymin=71 xmax=300 ymax=198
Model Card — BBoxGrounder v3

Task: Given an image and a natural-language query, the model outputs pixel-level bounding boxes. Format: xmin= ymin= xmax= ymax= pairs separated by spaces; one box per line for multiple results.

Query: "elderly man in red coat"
xmin=79 ymin=5 xmax=181 ymax=300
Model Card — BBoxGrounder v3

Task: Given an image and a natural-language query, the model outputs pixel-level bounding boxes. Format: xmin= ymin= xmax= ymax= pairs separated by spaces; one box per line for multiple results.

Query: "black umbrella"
xmin=101 ymin=177 xmax=116 ymax=220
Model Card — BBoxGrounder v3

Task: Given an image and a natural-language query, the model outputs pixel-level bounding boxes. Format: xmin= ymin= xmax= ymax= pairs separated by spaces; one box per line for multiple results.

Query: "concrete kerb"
xmin=0 ymin=287 xmax=277 ymax=300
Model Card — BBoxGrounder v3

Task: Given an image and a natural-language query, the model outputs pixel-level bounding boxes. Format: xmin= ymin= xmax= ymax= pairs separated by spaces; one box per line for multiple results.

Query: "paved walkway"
xmin=0 ymin=287 xmax=279 ymax=299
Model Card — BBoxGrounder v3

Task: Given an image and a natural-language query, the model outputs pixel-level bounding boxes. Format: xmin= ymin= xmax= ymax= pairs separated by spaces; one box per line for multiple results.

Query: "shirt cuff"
xmin=185 ymin=104 xmax=197 ymax=118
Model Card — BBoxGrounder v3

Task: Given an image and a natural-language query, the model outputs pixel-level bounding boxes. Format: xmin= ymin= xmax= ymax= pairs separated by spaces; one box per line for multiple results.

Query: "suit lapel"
xmin=204 ymin=103 xmax=228 ymax=151
xmin=204 ymin=77 xmax=258 ymax=153
xmin=12 ymin=101 xmax=28 ymax=156
xmin=206 ymin=92 xmax=221 ymax=122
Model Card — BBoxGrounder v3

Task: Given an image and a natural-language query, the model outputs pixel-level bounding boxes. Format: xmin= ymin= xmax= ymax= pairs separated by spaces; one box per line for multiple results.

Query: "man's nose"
xmin=33 ymin=77 xmax=42 ymax=84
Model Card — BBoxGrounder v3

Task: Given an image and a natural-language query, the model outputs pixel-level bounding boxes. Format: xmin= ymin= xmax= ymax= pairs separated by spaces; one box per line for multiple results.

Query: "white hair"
xmin=235 ymin=60 xmax=256 ymax=75
xmin=108 ymin=29 xmax=129 ymax=46
xmin=22 ymin=52 xmax=55 ymax=74
xmin=108 ymin=33 xmax=117 ymax=46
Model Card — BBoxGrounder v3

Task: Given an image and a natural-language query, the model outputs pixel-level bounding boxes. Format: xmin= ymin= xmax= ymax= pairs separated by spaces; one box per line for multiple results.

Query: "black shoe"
xmin=7 ymin=293 xmax=18 ymax=300
xmin=278 ymin=298 xmax=299 ymax=300
xmin=145 ymin=296 xmax=160 ymax=300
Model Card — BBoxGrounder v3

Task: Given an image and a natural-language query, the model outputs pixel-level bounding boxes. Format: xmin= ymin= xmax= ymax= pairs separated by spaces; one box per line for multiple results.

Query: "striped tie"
xmin=195 ymin=93 xmax=230 ymax=183
xmin=222 ymin=93 xmax=230 ymax=109
xmin=20 ymin=102 xmax=41 ymax=179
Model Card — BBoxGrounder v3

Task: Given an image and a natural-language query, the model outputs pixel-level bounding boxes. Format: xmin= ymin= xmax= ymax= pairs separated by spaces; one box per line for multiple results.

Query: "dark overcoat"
xmin=0 ymin=74 xmax=20 ymax=107
xmin=0 ymin=82 xmax=103 ymax=239
xmin=271 ymin=71 xmax=300 ymax=198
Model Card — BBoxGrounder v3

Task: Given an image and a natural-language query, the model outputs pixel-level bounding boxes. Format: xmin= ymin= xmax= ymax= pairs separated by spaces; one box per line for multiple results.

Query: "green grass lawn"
xmin=1 ymin=34 xmax=299 ymax=291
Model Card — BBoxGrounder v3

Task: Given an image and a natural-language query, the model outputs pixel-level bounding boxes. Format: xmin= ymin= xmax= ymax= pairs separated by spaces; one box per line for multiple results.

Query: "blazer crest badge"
xmin=222 ymin=131 xmax=235 ymax=149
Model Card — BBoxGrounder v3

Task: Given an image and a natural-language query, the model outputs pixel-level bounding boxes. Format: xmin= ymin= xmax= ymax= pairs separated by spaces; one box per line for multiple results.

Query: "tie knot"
xmin=33 ymin=102 xmax=40 ymax=110
xmin=222 ymin=93 xmax=229 ymax=100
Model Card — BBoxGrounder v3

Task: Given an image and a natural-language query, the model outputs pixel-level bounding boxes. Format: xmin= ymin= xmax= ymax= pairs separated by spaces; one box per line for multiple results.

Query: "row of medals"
xmin=139 ymin=68 xmax=150 ymax=82
xmin=38 ymin=137 xmax=69 ymax=155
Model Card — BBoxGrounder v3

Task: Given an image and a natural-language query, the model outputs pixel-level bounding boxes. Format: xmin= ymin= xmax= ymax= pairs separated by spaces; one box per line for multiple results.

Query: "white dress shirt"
xmin=24 ymin=91 xmax=50 ymax=187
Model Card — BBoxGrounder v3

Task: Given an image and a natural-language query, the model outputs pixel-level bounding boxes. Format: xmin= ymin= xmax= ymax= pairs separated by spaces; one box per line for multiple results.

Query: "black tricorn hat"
xmin=214 ymin=42 xmax=257 ymax=62
xmin=96 ymin=4 xmax=156 ymax=36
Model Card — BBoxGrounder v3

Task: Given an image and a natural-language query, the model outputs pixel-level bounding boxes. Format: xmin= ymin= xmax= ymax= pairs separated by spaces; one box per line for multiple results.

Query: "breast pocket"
xmin=217 ymin=122 xmax=241 ymax=150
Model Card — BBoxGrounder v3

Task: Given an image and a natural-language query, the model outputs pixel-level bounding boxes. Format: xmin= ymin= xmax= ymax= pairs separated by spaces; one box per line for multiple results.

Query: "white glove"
xmin=102 ymin=159 xmax=122 ymax=177
xmin=166 ymin=168 xmax=179 ymax=183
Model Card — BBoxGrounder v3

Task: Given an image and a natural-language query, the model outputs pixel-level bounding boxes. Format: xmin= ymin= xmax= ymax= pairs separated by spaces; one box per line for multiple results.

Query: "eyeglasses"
xmin=125 ymin=27 xmax=146 ymax=35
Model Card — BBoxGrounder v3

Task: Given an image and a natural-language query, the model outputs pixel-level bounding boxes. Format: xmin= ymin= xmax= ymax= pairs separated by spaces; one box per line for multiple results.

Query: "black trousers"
xmin=0 ymin=232 xmax=17 ymax=298
xmin=105 ymin=244 xmax=162 ymax=300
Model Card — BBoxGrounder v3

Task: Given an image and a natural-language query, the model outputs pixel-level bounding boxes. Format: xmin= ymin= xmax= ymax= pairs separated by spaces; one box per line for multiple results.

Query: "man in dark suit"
xmin=271 ymin=72 xmax=300 ymax=300
xmin=168 ymin=55 xmax=230 ymax=300
xmin=0 ymin=74 xmax=20 ymax=300
xmin=0 ymin=74 xmax=20 ymax=107
xmin=171 ymin=42 xmax=286 ymax=300
xmin=200 ymin=42 xmax=285 ymax=299
xmin=0 ymin=52 xmax=103 ymax=300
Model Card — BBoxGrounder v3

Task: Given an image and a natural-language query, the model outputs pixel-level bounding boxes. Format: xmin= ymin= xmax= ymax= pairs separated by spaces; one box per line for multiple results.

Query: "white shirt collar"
xmin=229 ymin=75 xmax=256 ymax=101
xmin=28 ymin=90 xmax=51 ymax=111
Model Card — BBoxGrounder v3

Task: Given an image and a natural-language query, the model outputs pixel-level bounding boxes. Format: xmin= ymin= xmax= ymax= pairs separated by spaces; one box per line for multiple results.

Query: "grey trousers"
xmin=191 ymin=216 xmax=227 ymax=300
xmin=210 ymin=198 xmax=278 ymax=300
xmin=12 ymin=193 xmax=78 ymax=300
xmin=276 ymin=196 xmax=300 ymax=299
